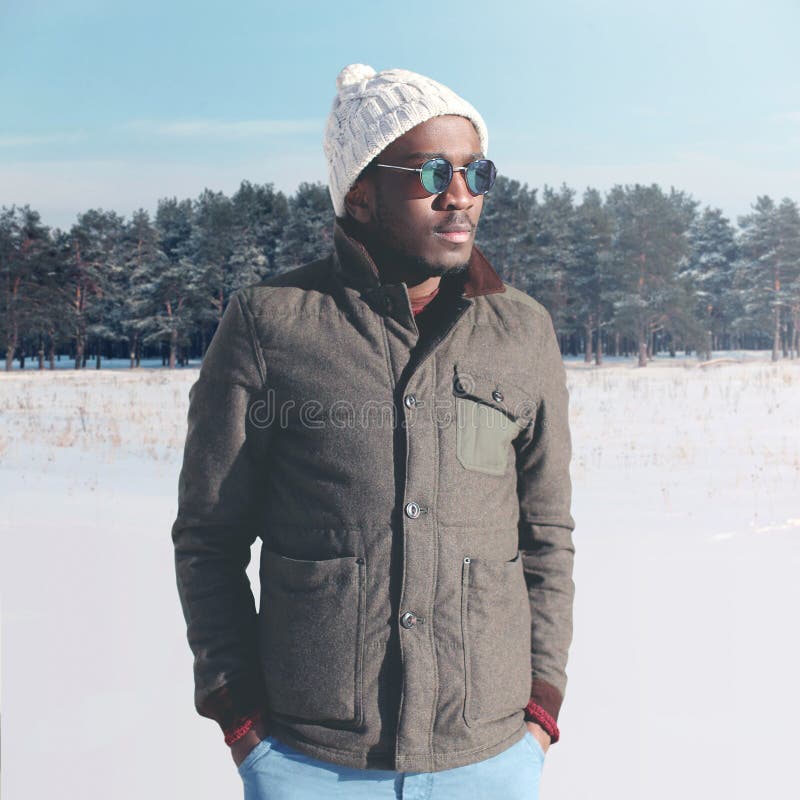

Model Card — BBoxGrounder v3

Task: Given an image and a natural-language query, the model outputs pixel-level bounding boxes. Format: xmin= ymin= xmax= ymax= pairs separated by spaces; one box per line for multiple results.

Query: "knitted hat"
xmin=323 ymin=63 xmax=489 ymax=217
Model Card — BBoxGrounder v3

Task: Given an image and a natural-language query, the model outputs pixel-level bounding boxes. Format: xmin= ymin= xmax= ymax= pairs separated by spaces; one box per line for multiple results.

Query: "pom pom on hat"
xmin=336 ymin=63 xmax=377 ymax=90
xmin=323 ymin=63 xmax=489 ymax=217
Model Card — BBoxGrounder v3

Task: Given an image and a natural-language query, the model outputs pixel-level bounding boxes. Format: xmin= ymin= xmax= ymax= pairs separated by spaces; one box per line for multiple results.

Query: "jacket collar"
xmin=332 ymin=218 xmax=506 ymax=299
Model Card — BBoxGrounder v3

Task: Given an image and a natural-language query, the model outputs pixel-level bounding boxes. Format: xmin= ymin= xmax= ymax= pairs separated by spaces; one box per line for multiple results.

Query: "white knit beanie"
xmin=323 ymin=64 xmax=489 ymax=217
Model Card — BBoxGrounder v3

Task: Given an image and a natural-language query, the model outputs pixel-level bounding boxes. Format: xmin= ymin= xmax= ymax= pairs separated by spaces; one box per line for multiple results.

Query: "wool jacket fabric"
xmin=171 ymin=218 xmax=576 ymax=772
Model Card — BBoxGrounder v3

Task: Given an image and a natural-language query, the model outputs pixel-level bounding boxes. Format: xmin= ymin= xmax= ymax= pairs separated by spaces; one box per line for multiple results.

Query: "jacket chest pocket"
xmin=452 ymin=365 xmax=534 ymax=476
xmin=460 ymin=552 xmax=532 ymax=726
xmin=258 ymin=548 xmax=366 ymax=727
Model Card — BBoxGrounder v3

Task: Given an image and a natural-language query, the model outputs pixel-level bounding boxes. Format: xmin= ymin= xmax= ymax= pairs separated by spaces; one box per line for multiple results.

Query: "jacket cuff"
xmin=200 ymin=679 xmax=268 ymax=736
xmin=524 ymin=699 xmax=560 ymax=744
xmin=223 ymin=709 xmax=264 ymax=746
xmin=524 ymin=678 xmax=563 ymax=743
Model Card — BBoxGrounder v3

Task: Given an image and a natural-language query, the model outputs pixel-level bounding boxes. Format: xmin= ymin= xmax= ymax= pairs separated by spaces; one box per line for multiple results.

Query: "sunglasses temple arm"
xmin=374 ymin=164 xmax=421 ymax=174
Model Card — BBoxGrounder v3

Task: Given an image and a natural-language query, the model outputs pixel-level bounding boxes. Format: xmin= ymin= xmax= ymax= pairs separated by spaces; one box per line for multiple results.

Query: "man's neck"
xmin=340 ymin=216 xmax=444 ymax=301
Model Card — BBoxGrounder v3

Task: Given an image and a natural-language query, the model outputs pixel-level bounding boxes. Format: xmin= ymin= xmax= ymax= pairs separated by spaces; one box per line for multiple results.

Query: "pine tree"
xmin=119 ymin=209 xmax=167 ymax=367
xmin=774 ymin=198 xmax=800 ymax=357
xmin=475 ymin=175 xmax=537 ymax=291
xmin=569 ymin=188 xmax=613 ymax=364
xmin=605 ymin=184 xmax=697 ymax=366
xmin=530 ymin=184 xmax=575 ymax=337
xmin=279 ymin=182 xmax=333 ymax=270
xmin=24 ymin=226 xmax=65 ymax=369
xmin=0 ymin=205 xmax=51 ymax=369
xmin=230 ymin=180 xmax=290 ymax=282
xmin=42 ymin=229 xmax=76 ymax=367
xmin=190 ymin=189 xmax=236 ymax=325
xmin=735 ymin=196 xmax=800 ymax=359
xmin=86 ymin=211 xmax=126 ymax=368
xmin=62 ymin=209 xmax=125 ymax=368
xmin=684 ymin=207 xmax=739 ymax=358
xmin=152 ymin=197 xmax=206 ymax=367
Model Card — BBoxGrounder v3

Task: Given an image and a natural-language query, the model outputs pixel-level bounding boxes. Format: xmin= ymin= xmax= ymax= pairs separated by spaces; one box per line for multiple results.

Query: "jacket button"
xmin=492 ymin=389 xmax=504 ymax=403
xmin=400 ymin=611 xmax=417 ymax=629
xmin=404 ymin=394 xmax=417 ymax=409
xmin=405 ymin=501 xmax=421 ymax=519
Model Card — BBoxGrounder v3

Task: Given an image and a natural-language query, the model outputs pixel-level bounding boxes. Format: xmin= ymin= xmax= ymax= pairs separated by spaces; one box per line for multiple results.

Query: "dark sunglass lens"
xmin=420 ymin=158 xmax=452 ymax=194
xmin=466 ymin=160 xmax=497 ymax=194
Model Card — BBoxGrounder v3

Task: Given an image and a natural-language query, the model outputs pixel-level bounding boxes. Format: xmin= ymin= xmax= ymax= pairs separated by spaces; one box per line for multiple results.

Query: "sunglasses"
xmin=374 ymin=157 xmax=497 ymax=196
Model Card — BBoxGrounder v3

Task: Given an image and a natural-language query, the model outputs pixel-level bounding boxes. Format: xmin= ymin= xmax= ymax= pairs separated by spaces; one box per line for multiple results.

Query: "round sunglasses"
xmin=374 ymin=157 xmax=497 ymax=196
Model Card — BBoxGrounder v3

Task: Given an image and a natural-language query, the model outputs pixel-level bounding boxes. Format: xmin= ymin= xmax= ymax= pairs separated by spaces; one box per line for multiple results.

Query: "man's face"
xmin=346 ymin=115 xmax=486 ymax=281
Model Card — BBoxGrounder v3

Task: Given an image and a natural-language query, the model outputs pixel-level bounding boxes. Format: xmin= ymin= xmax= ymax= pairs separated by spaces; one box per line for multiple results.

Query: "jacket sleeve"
xmin=515 ymin=308 xmax=576 ymax=739
xmin=171 ymin=289 xmax=271 ymax=736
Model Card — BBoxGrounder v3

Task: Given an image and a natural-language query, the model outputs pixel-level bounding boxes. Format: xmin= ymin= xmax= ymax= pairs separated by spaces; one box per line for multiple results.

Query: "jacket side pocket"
xmin=259 ymin=549 xmax=366 ymax=727
xmin=461 ymin=552 xmax=531 ymax=727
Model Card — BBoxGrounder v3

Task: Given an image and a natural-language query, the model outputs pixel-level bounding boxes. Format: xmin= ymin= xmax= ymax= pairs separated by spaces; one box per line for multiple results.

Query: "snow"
xmin=1 ymin=356 xmax=798 ymax=799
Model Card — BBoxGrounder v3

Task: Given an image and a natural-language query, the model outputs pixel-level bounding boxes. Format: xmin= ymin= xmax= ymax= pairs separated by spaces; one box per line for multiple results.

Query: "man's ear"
xmin=344 ymin=178 xmax=372 ymax=224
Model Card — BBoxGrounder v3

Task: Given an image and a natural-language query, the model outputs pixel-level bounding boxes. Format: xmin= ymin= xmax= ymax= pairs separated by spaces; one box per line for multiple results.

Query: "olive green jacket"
xmin=171 ymin=218 xmax=576 ymax=772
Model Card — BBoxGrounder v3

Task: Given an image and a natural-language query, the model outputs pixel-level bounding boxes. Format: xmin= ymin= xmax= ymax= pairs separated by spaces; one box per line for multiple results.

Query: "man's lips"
xmin=434 ymin=226 xmax=472 ymax=244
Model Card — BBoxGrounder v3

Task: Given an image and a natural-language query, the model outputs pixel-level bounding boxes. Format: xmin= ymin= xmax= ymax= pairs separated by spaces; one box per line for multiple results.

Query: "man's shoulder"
xmin=253 ymin=253 xmax=335 ymax=291
xmin=493 ymin=282 xmax=550 ymax=320
xmin=475 ymin=281 xmax=552 ymax=338
xmin=235 ymin=253 xmax=336 ymax=313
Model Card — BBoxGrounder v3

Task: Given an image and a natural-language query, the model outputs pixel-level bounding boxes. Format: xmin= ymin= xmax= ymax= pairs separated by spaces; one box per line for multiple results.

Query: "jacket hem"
xmin=267 ymin=723 xmax=528 ymax=773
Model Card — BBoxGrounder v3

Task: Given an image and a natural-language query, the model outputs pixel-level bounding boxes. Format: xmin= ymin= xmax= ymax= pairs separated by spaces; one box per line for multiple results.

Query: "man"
xmin=172 ymin=64 xmax=576 ymax=799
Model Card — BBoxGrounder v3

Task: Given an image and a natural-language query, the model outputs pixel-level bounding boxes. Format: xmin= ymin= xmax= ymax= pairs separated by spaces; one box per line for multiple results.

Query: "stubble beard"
xmin=369 ymin=194 xmax=471 ymax=281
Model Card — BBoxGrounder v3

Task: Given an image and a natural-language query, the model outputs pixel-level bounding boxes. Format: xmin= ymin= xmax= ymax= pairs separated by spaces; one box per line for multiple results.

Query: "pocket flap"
xmin=452 ymin=364 xmax=535 ymax=425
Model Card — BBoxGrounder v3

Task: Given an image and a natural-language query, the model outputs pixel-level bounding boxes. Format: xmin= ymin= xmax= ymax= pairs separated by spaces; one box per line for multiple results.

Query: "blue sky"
xmin=1 ymin=0 xmax=798 ymax=230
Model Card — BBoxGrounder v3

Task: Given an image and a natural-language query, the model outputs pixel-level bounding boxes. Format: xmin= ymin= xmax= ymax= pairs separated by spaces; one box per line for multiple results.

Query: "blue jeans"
xmin=237 ymin=730 xmax=545 ymax=799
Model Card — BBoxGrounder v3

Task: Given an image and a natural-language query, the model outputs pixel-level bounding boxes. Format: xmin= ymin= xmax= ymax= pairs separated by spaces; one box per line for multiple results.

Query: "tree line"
xmin=2 ymin=177 xmax=799 ymax=370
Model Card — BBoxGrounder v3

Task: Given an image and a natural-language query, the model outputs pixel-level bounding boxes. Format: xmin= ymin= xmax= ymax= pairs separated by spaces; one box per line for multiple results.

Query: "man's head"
xmin=323 ymin=64 xmax=491 ymax=281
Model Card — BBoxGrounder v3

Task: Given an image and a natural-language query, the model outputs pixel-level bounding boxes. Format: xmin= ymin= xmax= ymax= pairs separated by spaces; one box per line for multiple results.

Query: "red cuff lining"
xmin=223 ymin=709 xmax=263 ymax=747
xmin=524 ymin=699 xmax=560 ymax=744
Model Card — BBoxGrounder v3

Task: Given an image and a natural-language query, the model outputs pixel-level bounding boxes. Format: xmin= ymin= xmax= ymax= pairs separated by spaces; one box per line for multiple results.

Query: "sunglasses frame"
xmin=374 ymin=157 xmax=496 ymax=197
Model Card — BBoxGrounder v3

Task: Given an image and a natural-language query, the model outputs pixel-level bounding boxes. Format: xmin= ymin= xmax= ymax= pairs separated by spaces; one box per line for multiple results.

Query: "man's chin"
xmin=409 ymin=254 xmax=471 ymax=279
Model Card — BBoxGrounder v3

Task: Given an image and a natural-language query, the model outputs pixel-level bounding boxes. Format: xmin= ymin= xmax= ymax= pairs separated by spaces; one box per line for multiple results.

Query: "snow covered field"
xmin=1 ymin=357 xmax=798 ymax=799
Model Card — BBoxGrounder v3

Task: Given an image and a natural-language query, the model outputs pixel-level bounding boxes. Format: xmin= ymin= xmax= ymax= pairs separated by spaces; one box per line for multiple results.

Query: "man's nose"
xmin=435 ymin=169 xmax=473 ymax=210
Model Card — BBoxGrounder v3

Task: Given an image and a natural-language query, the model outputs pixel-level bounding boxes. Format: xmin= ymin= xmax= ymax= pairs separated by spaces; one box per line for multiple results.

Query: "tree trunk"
xmin=5 ymin=344 xmax=14 ymax=371
xmin=595 ymin=326 xmax=604 ymax=366
xmin=772 ymin=305 xmax=780 ymax=362
xmin=75 ymin=331 xmax=84 ymax=369
xmin=169 ymin=328 xmax=177 ymax=369
xmin=638 ymin=331 xmax=648 ymax=367
xmin=584 ymin=320 xmax=593 ymax=363
xmin=38 ymin=335 xmax=45 ymax=370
